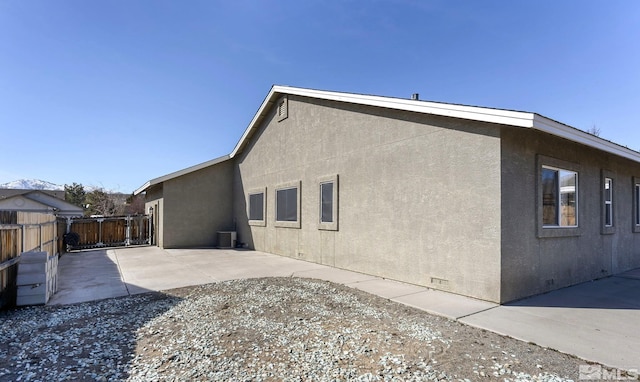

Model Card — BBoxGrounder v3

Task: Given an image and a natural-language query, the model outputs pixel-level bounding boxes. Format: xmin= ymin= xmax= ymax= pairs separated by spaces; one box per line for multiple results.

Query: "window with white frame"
xmin=275 ymin=181 xmax=301 ymax=228
xmin=634 ymin=179 xmax=640 ymax=232
xmin=247 ymin=188 xmax=266 ymax=226
xmin=541 ymin=166 xmax=578 ymax=227
xmin=604 ymin=177 xmax=613 ymax=227
xmin=318 ymin=175 xmax=338 ymax=231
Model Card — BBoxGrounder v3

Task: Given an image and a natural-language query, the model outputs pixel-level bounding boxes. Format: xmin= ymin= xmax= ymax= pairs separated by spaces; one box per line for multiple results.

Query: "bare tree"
xmin=586 ymin=125 xmax=601 ymax=137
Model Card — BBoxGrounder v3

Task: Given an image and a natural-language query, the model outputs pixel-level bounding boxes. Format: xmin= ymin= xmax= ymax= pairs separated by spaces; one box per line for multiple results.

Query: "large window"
xmin=542 ymin=166 xmax=578 ymax=227
xmin=318 ymin=174 xmax=338 ymax=231
xmin=275 ymin=181 xmax=301 ymax=228
xmin=247 ymin=188 xmax=266 ymax=226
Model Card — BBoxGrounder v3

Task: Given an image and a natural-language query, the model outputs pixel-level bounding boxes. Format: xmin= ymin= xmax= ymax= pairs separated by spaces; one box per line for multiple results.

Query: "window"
xmin=320 ymin=182 xmax=333 ymax=223
xmin=276 ymin=188 xmax=297 ymax=221
xmin=247 ymin=188 xmax=266 ymax=226
xmin=249 ymin=193 xmax=264 ymax=221
xmin=636 ymin=183 xmax=640 ymax=226
xmin=275 ymin=181 xmax=300 ymax=228
xmin=542 ymin=166 xmax=577 ymax=227
xmin=318 ymin=174 xmax=338 ymax=231
xmin=633 ymin=177 xmax=640 ymax=233
xmin=604 ymin=178 xmax=613 ymax=227
xmin=537 ymin=156 xmax=581 ymax=238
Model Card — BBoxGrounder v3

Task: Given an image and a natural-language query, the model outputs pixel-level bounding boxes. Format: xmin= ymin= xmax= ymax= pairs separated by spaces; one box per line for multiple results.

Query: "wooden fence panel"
xmin=0 ymin=226 xmax=21 ymax=309
xmin=60 ymin=215 xmax=151 ymax=250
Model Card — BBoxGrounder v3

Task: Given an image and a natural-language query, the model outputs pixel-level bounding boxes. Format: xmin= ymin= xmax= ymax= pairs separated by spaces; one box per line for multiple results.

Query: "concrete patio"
xmin=47 ymin=246 xmax=640 ymax=372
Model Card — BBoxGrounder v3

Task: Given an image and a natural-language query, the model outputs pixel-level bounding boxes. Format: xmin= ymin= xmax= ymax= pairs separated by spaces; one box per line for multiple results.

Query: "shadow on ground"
xmin=0 ymin=291 xmax=182 ymax=380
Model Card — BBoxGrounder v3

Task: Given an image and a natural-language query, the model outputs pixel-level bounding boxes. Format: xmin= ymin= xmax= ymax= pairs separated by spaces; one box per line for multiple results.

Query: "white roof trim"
xmin=134 ymin=155 xmax=230 ymax=195
xmin=230 ymin=85 xmax=640 ymax=164
xmin=532 ymin=114 xmax=640 ymax=163
xmin=140 ymin=85 xmax=640 ymax=194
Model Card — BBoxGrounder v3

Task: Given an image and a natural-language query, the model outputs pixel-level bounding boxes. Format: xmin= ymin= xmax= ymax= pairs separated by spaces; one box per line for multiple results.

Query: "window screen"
xmin=320 ymin=182 xmax=333 ymax=223
xmin=276 ymin=187 xmax=297 ymax=222
xmin=248 ymin=193 xmax=264 ymax=221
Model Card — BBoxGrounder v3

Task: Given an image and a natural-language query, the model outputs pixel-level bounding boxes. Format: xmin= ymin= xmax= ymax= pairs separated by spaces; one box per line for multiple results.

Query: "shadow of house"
xmin=135 ymin=85 xmax=640 ymax=304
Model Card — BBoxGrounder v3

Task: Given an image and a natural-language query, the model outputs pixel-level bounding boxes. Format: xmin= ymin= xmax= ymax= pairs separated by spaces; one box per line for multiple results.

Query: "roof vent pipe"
xmin=412 ymin=93 xmax=419 ymax=100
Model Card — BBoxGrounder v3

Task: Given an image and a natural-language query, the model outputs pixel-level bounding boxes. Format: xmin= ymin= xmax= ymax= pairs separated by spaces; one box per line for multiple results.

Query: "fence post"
xmin=125 ymin=216 xmax=131 ymax=246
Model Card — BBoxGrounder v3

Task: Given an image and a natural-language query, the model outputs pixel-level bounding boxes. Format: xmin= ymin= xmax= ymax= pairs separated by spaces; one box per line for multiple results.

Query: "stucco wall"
xmin=234 ymin=95 xmax=502 ymax=301
xmin=144 ymin=184 xmax=164 ymax=247
xmin=162 ymin=159 xmax=234 ymax=248
xmin=500 ymin=127 xmax=640 ymax=302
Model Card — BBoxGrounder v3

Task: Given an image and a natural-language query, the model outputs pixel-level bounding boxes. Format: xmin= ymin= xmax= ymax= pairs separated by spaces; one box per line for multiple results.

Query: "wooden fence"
xmin=60 ymin=215 xmax=151 ymax=250
xmin=0 ymin=211 xmax=58 ymax=309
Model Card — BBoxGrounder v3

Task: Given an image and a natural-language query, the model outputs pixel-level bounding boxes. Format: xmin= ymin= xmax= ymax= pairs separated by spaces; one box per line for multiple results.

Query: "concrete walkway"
xmin=47 ymin=246 xmax=640 ymax=371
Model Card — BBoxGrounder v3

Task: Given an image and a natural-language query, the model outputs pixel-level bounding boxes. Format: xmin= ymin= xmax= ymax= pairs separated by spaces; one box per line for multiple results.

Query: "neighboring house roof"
xmin=134 ymin=155 xmax=230 ymax=195
xmin=0 ymin=195 xmax=57 ymax=213
xmin=136 ymin=85 xmax=640 ymax=194
xmin=0 ymin=191 xmax=84 ymax=217
xmin=0 ymin=188 xmax=65 ymax=200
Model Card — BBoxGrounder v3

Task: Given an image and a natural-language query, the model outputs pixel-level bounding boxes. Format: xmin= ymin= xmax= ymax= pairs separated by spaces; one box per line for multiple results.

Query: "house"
xmin=135 ymin=85 xmax=640 ymax=303
xmin=0 ymin=189 xmax=65 ymax=200
xmin=0 ymin=190 xmax=84 ymax=217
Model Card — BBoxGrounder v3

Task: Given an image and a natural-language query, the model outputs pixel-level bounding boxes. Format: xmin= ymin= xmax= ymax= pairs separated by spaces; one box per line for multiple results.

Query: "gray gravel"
xmin=0 ymin=277 xmax=616 ymax=381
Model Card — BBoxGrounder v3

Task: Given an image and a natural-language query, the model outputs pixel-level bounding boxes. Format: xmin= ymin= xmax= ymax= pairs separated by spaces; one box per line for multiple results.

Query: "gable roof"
xmin=134 ymin=155 xmax=230 ymax=195
xmin=230 ymin=85 xmax=640 ymax=164
xmin=0 ymin=194 xmax=56 ymax=212
xmin=136 ymin=85 xmax=640 ymax=194
xmin=22 ymin=191 xmax=84 ymax=216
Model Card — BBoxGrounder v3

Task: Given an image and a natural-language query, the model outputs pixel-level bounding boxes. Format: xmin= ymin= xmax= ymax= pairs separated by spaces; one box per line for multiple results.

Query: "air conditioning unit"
xmin=217 ymin=231 xmax=237 ymax=249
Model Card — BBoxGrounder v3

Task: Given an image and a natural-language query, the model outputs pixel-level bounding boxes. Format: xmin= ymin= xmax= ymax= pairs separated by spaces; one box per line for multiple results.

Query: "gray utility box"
xmin=217 ymin=231 xmax=237 ymax=249
xmin=16 ymin=251 xmax=58 ymax=306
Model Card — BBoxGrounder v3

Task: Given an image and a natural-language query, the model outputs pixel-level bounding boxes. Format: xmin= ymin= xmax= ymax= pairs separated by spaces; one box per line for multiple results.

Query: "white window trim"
xmin=275 ymin=180 xmax=301 ymax=229
xmin=633 ymin=177 xmax=640 ymax=233
xmin=602 ymin=171 xmax=615 ymax=234
xmin=247 ymin=187 xmax=266 ymax=227
xmin=537 ymin=155 xmax=582 ymax=238
xmin=318 ymin=174 xmax=338 ymax=231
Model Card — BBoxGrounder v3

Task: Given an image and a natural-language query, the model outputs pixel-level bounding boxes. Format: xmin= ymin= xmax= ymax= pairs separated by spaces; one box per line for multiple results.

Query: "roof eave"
xmin=134 ymin=154 xmax=231 ymax=195
xmin=532 ymin=114 xmax=640 ymax=163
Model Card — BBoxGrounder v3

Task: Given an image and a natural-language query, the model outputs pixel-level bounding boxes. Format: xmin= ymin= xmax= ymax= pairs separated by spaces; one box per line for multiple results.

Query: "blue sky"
xmin=1 ymin=1 xmax=639 ymax=193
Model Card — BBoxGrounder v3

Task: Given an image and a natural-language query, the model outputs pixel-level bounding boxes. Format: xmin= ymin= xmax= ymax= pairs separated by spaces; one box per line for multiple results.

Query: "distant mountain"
xmin=0 ymin=179 xmax=65 ymax=191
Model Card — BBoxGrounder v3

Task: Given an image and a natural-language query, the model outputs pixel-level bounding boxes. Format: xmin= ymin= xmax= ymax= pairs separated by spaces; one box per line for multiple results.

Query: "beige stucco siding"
xmin=144 ymin=185 xmax=164 ymax=248
xmin=234 ymin=95 xmax=502 ymax=301
xmin=161 ymin=160 xmax=234 ymax=248
xmin=500 ymin=127 xmax=640 ymax=302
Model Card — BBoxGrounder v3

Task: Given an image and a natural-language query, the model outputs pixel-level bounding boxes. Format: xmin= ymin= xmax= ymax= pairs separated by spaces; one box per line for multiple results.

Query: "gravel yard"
xmin=0 ymin=277 xmax=617 ymax=381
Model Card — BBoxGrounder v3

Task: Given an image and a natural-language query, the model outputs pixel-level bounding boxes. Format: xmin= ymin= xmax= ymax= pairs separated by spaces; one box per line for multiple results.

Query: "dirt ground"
xmin=1 ymin=277 xmax=633 ymax=381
